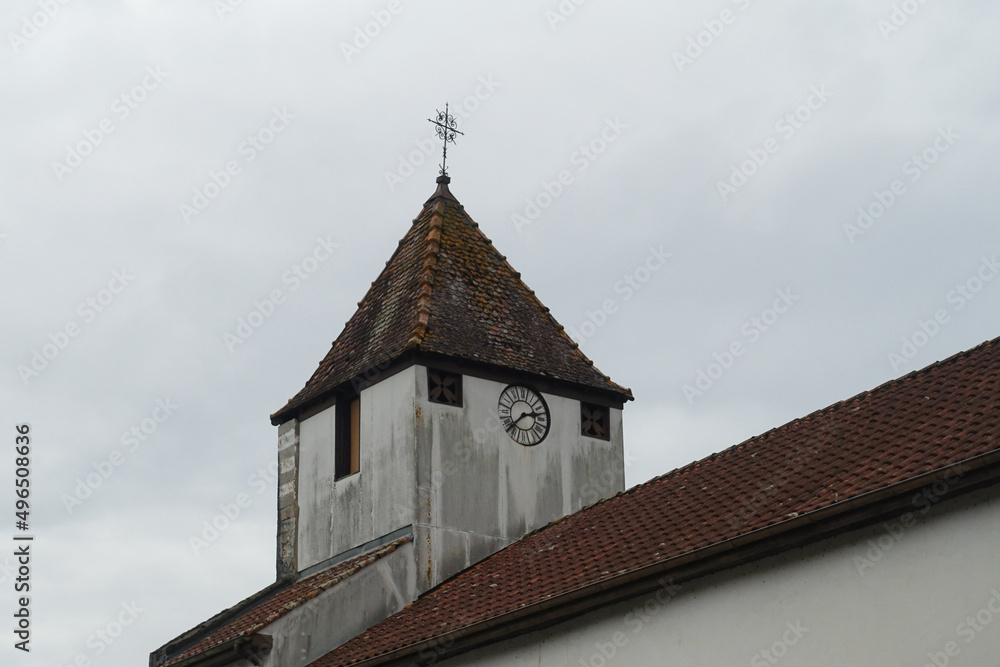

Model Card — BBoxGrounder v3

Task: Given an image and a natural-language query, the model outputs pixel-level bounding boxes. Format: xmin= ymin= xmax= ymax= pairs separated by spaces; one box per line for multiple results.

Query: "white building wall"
xmin=296 ymin=368 xmax=418 ymax=570
xmin=295 ymin=363 xmax=626 ymax=593
xmin=297 ymin=408 xmax=333 ymax=569
xmin=415 ymin=367 xmax=624 ymax=589
xmin=439 ymin=485 xmax=1000 ymax=667
xmin=259 ymin=542 xmax=416 ymax=667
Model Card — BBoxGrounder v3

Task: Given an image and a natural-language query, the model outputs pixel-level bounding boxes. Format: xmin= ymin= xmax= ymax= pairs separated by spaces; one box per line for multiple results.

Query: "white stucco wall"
xmin=240 ymin=542 xmax=417 ymax=667
xmin=415 ymin=368 xmax=625 ymax=589
xmin=296 ymin=368 xmax=418 ymax=570
xmin=295 ymin=363 xmax=626 ymax=590
xmin=439 ymin=484 xmax=1000 ymax=667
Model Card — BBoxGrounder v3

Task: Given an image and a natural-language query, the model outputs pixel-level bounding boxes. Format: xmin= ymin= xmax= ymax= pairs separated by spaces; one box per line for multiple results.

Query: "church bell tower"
xmin=150 ymin=115 xmax=636 ymax=667
xmin=269 ymin=171 xmax=632 ymax=592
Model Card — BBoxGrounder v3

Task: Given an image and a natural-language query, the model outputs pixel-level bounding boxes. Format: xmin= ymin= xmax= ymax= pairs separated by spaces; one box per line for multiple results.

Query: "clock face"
xmin=498 ymin=385 xmax=550 ymax=446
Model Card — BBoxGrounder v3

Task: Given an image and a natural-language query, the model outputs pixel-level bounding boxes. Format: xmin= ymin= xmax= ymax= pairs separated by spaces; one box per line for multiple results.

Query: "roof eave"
xmin=162 ymin=634 xmax=273 ymax=667
xmin=270 ymin=351 xmax=632 ymax=426
xmin=152 ymin=579 xmax=289 ymax=666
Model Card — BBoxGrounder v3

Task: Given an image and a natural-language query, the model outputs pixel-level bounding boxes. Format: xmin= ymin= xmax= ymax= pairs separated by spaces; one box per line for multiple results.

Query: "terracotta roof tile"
xmin=311 ymin=336 xmax=1000 ymax=666
xmin=271 ymin=178 xmax=631 ymax=424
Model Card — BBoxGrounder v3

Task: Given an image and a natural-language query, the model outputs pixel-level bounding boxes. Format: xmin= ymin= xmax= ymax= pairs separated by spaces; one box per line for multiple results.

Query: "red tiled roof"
xmin=311 ymin=336 xmax=1000 ymax=666
xmin=154 ymin=538 xmax=410 ymax=666
xmin=271 ymin=177 xmax=631 ymax=424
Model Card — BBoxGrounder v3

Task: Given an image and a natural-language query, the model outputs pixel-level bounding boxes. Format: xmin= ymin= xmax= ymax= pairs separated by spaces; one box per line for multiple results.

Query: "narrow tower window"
xmin=335 ymin=396 xmax=361 ymax=479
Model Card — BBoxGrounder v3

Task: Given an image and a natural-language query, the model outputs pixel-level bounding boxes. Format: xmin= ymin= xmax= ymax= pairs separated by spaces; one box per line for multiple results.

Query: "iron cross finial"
xmin=428 ymin=103 xmax=464 ymax=177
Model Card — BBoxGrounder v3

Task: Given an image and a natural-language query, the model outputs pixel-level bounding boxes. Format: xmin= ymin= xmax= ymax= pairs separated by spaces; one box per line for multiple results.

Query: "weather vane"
xmin=428 ymin=103 xmax=464 ymax=177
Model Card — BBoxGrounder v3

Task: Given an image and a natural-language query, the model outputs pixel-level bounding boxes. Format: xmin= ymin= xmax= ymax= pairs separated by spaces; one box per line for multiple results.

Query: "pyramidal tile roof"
xmin=309 ymin=336 xmax=1000 ymax=666
xmin=272 ymin=177 xmax=631 ymax=424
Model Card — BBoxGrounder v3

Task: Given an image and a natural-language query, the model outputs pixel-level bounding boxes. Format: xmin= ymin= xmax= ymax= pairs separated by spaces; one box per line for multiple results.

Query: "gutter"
xmin=166 ymin=634 xmax=273 ymax=667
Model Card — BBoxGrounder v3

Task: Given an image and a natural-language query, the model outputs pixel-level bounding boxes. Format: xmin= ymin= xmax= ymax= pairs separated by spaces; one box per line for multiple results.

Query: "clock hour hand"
xmin=514 ymin=410 xmax=537 ymax=425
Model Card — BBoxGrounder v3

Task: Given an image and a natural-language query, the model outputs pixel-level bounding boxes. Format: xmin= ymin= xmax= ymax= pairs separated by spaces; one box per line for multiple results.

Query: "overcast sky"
xmin=2 ymin=1 xmax=999 ymax=665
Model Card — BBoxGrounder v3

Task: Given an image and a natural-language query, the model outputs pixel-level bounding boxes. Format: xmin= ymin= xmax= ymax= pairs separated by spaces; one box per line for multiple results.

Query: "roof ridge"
xmin=152 ymin=578 xmax=290 ymax=664
xmin=741 ymin=334 xmax=999 ymax=446
xmin=462 ymin=215 xmax=627 ymax=392
xmin=451 ymin=204 xmax=631 ymax=397
xmin=638 ymin=334 xmax=1000 ymax=490
xmin=406 ymin=201 xmax=445 ymax=349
